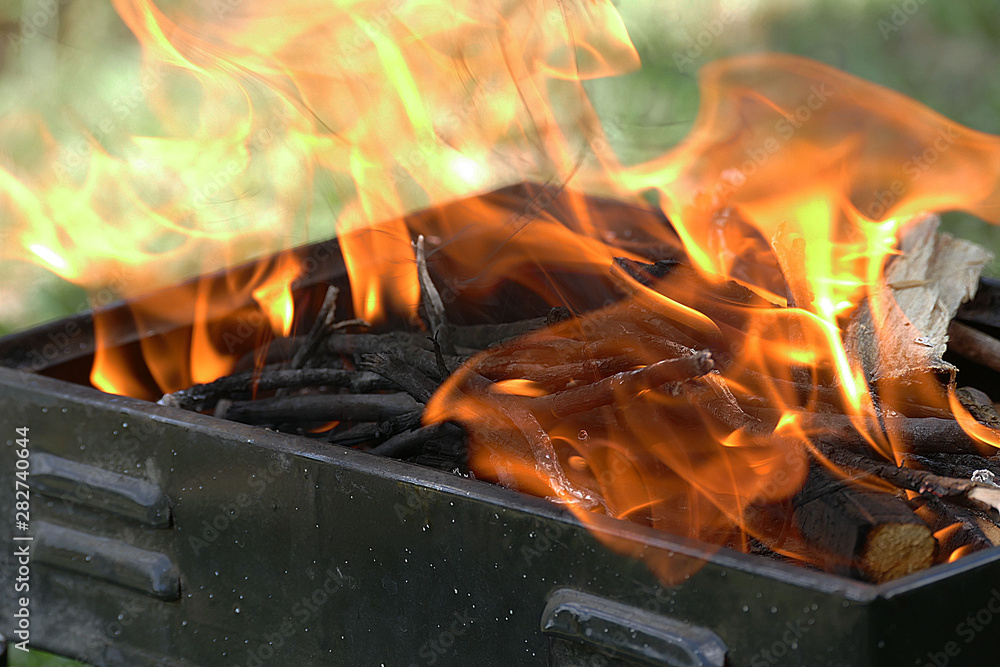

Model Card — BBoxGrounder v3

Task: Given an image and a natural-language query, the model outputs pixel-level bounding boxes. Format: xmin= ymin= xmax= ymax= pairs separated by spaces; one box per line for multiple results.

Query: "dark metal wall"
xmin=2 ymin=366 xmax=1000 ymax=666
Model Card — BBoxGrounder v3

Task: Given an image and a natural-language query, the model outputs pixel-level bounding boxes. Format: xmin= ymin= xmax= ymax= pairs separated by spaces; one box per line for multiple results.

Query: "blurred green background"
xmin=9 ymin=650 xmax=89 ymax=667
xmin=1 ymin=0 xmax=999 ymax=339
xmin=1 ymin=0 xmax=999 ymax=661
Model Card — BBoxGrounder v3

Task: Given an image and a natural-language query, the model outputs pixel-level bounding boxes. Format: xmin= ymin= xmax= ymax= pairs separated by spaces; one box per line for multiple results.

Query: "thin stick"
xmin=234 ymin=335 xmax=305 ymax=372
xmin=900 ymin=452 xmax=1000 ymax=481
xmin=370 ymin=422 xmax=465 ymax=458
xmin=328 ymin=410 xmax=424 ymax=445
xmin=359 ymin=353 xmax=441 ymax=403
xmin=506 ymin=354 xmax=639 ymax=391
xmin=450 ymin=318 xmax=547 ymax=349
xmin=747 ymin=408 xmax=997 ymax=456
xmin=290 ymin=286 xmax=340 ymax=369
xmin=159 ymin=367 xmax=388 ymax=411
xmin=495 ymin=394 xmax=606 ymax=511
xmin=416 ymin=235 xmax=455 ymax=356
xmin=815 ymin=441 xmax=1000 ymax=519
xmin=528 ymin=350 xmax=714 ymax=419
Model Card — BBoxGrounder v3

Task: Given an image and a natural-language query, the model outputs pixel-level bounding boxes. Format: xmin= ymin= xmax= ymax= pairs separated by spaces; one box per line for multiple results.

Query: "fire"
xmin=6 ymin=0 xmax=1000 ymax=579
xmin=90 ymin=251 xmax=303 ymax=400
xmin=251 ymin=254 xmax=301 ymax=337
xmin=425 ymin=55 xmax=1000 ymax=575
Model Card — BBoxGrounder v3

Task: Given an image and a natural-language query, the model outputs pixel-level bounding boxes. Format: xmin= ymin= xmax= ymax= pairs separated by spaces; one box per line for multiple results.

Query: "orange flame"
xmin=89 ymin=251 xmax=302 ymax=399
xmin=425 ymin=54 xmax=1000 ymax=576
xmin=7 ymin=0 xmax=1000 ymax=580
xmin=251 ymin=254 xmax=301 ymax=337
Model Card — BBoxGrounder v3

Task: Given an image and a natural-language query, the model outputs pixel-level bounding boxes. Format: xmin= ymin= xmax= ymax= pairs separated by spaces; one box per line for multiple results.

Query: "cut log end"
xmin=793 ymin=465 xmax=938 ymax=583
xmin=860 ymin=522 xmax=935 ymax=583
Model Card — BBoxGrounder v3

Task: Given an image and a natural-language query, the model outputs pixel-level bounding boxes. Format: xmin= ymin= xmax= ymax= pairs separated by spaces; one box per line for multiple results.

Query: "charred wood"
xmin=359 ymin=353 xmax=442 ymax=403
xmin=746 ymin=408 xmax=997 ymax=456
xmin=370 ymin=421 xmax=465 ymax=459
xmin=159 ymin=367 xmax=388 ymax=412
xmin=416 ymin=235 xmax=455 ymax=356
xmin=910 ymin=495 xmax=997 ymax=558
xmin=327 ymin=410 xmax=424 ymax=445
xmin=814 ymin=442 xmax=1000 ymax=520
xmin=793 ymin=463 xmax=935 ymax=582
xmin=948 ymin=321 xmax=1000 ymax=376
xmin=955 ymin=386 xmax=1000 ymax=430
xmin=528 ymin=351 xmax=715 ymax=419
xmin=900 ymin=452 xmax=1000 ymax=481
xmin=220 ymin=392 xmax=420 ymax=425
xmin=290 ymin=285 xmax=340 ymax=369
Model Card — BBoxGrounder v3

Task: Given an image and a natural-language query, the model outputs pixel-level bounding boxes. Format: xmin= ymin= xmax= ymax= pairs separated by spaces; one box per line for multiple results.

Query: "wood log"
xmin=844 ymin=215 xmax=993 ymax=384
xmin=910 ymin=495 xmax=997 ymax=559
xmin=528 ymin=351 xmax=715 ymax=419
xmin=900 ymin=452 xmax=1000 ymax=481
xmin=814 ymin=441 xmax=1000 ymax=520
xmin=955 ymin=386 xmax=1000 ymax=430
xmin=158 ymin=367 xmax=388 ymax=411
xmin=220 ymin=392 xmax=420 ymax=425
xmin=793 ymin=464 xmax=935 ymax=582
xmin=370 ymin=422 xmax=465 ymax=459
xmin=746 ymin=407 xmax=997 ymax=456
xmin=948 ymin=321 xmax=1000 ymax=376
xmin=327 ymin=410 xmax=424 ymax=445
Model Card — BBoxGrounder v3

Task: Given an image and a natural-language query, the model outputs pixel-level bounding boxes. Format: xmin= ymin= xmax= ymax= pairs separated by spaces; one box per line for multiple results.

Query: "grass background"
xmin=2 ymin=0 xmax=999 ymax=663
xmin=1 ymin=0 xmax=999 ymax=341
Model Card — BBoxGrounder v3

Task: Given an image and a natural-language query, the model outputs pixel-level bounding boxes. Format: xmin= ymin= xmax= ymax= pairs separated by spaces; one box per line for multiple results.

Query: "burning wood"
xmin=9 ymin=0 xmax=1000 ymax=587
xmin=150 ymin=212 xmax=1000 ymax=584
xmin=844 ymin=214 xmax=994 ymax=385
xmin=792 ymin=464 xmax=936 ymax=583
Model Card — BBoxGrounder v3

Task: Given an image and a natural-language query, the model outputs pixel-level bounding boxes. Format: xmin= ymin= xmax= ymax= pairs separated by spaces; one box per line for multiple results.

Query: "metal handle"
xmin=541 ymin=588 xmax=728 ymax=667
